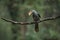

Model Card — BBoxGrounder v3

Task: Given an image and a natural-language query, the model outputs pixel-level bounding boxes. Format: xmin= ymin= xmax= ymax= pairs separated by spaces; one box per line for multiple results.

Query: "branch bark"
xmin=1 ymin=16 xmax=60 ymax=25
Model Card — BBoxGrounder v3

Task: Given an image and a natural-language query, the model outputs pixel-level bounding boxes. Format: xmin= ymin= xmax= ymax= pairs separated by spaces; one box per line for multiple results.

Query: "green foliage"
xmin=0 ymin=0 xmax=60 ymax=40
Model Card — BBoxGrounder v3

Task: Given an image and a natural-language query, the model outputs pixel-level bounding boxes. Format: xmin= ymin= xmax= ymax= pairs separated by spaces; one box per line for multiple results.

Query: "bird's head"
xmin=28 ymin=10 xmax=37 ymax=16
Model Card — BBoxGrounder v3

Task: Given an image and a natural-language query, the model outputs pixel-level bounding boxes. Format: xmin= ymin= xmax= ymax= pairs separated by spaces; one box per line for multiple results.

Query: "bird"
xmin=28 ymin=10 xmax=41 ymax=32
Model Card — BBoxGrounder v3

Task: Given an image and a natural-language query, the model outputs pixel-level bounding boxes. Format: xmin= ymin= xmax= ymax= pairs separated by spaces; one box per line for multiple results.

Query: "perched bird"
xmin=28 ymin=10 xmax=41 ymax=32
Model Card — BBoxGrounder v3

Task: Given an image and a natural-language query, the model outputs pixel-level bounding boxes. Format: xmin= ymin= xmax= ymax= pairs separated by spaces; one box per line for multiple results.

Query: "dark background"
xmin=0 ymin=0 xmax=60 ymax=40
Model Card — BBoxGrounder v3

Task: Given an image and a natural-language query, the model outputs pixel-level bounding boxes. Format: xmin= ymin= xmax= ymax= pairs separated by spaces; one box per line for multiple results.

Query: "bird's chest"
xmin=32 ymin=14 xmax=39 ymax=21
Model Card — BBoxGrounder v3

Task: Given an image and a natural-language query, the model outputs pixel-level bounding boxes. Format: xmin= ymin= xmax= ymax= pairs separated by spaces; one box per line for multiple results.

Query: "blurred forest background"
xmin=0 ymin=0 xmax=60 ymax=40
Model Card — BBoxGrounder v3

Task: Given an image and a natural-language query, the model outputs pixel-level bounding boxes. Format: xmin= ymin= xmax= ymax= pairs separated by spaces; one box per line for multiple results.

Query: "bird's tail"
xmin=35 ymin=23 xmax=39 ymax=32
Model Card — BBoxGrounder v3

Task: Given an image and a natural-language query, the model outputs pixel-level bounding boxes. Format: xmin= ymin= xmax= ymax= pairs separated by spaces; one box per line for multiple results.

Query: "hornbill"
xmin=28 ymin=10 xmax=41 ymax=32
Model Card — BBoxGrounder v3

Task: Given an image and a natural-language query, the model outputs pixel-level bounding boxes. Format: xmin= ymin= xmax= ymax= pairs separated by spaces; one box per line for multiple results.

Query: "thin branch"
xmin=1 ymin=16 xmax=60 ymax=25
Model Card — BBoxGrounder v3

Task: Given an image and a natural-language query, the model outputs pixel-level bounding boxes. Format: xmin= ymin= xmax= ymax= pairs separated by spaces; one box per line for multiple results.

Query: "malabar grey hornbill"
xmin=28 ymin=10 xmax=41 ymax=32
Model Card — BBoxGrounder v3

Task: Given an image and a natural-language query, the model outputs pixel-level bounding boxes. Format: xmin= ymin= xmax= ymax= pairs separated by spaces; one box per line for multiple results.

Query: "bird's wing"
xmin=37 ymin=14 xmax=41 ymax=18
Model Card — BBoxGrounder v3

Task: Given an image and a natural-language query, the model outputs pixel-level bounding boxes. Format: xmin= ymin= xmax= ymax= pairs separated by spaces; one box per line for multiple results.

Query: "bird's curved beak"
xmin=28 ymin=11 xmax=32 ymax=16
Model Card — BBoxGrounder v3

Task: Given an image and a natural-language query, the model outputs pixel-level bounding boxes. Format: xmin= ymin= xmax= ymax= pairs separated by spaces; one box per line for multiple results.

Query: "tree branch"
xmin=1 ymin=16 xmax=60 ymax=25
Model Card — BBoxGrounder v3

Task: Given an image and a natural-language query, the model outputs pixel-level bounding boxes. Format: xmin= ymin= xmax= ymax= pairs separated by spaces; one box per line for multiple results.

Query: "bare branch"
xmin=1 ymin=16 xmax=60 ymax=25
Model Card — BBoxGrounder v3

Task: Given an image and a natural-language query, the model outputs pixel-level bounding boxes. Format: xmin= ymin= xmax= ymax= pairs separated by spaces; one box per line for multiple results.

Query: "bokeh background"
xmin=0 ymin=0 xmax=60 ymax=40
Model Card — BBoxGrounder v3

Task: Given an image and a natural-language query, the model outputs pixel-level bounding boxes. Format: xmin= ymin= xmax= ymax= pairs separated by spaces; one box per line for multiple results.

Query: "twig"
xmin=1 ymin=16 xmax=60 ymax=25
